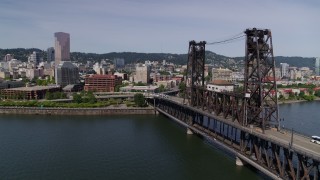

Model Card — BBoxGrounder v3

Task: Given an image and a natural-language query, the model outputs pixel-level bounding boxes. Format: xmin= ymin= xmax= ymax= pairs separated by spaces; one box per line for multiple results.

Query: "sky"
xmin=0 ymin=0 xmax=319 ymax=57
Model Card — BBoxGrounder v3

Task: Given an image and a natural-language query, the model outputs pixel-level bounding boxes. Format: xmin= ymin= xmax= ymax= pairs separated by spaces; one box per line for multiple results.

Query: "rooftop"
xmin=210 ymin=80 xmax=233 ymax=86
xmin=3 ymin=85 xmax=60 ymax=91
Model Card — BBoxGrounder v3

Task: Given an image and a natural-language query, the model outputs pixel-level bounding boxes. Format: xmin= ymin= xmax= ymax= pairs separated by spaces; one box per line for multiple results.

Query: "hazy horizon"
xmin=0 ymin=0 xmax=319 ymax=57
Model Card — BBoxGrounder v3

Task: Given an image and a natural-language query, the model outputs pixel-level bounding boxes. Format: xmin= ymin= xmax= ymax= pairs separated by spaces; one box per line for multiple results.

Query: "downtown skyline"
xmin=0 ymin=0 xmax=319 ymax=57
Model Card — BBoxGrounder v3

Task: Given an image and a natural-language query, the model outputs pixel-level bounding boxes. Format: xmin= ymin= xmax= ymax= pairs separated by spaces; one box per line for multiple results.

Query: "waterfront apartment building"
xmin=54 ymin=32 xmax=70 ymax=65
xmin=55 ymin=61 xmax=79 ymax=87
xmin=84 ymin=74 xmax=122 ymax=92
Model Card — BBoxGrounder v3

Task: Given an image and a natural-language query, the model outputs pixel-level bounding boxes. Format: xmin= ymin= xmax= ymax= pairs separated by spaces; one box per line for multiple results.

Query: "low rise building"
xmin=0 ymin=85 xmax=61 ymax=100
xmin=0 ymin=80 xmax=25 ymax=90
xmin=84 ymin=74 xmax=122 ymax=92
xmin=207 ymin=80 xmax=234 ymax=92
xmin=63 ymin=84 xmax=83 ymax=92
xmin=0 ymin=70 xmax=10 ymax=79
xmin=114 ymin=72 xmax=128 ymax=80
xmin=212 ymin=68 xmax=233 ymax=81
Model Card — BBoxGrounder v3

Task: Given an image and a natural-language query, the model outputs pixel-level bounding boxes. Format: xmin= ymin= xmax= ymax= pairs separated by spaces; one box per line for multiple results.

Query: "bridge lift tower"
xmin=243 ymin=28 xmax=279 ymax=132
xmin=183 ymin=28 xmax=279 ymax=133
xmin=183 ymin=40 xmax=206 ymax=107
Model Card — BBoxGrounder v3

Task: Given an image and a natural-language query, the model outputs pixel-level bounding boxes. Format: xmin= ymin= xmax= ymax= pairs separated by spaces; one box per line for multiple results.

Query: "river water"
xmin=0 ymin=102 xmax=318 ymax=179
xmin=279 ymin=101 xmax=320 ymax=136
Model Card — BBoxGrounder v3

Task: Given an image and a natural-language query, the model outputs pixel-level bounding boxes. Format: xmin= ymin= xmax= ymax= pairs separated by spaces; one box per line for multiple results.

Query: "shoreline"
xmin=1 ymin=97 xmax=319 ymax=115
xmin=0 ymin=106 xmax=155 ymax=115
xmin=278 ymin=98 xmax=320 ymax=105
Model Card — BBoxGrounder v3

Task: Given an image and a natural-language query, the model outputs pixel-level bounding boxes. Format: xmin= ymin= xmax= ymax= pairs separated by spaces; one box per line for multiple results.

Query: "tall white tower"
xmin=315 ymin=57 xmax=320 ymax=76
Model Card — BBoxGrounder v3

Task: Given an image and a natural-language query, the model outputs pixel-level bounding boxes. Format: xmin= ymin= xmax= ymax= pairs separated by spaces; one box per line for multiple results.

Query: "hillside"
xmin=234 ymin=56 xmax=316 ymax=69
xmin=0 ymin=48 xmax=316 ymax=69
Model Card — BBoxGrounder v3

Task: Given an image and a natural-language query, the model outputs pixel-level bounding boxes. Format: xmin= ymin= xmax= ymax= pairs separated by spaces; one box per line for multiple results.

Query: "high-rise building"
xmin=315 ymin=57 xmax=320 ymax=76
xmin=47 ymin=47 xmax=55 ymax=63
xmin=3 ymin=54 xmax=13 ymax=62
xmin=54 ymin=32 xmax=70 ymax=65
xmin=134 ymin=64 xmax=150 ymax=84
xmin=280 ymin=63 xmax=289 ymax=78
xmin=113 ymin=58 xmax=125 ymax=69
xmin=55 ymin=61 xmax=79 ymax=87
xmin=28 ymin=51 xmax=41 ymax=65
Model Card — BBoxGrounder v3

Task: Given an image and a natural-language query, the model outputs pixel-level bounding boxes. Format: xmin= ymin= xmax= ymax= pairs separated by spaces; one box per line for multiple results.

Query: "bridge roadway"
xmin=157 ymin=95 xmax=320 ymax=162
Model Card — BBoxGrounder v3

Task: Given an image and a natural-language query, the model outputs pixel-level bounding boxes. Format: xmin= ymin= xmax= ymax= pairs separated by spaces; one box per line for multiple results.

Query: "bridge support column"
xmin=236 ymin=157 xmax=244 ymax=166
xmin=187 ymin=128 xmax=193 ymax=135
xmin=153 ymin=98 xmax=158 ymax=115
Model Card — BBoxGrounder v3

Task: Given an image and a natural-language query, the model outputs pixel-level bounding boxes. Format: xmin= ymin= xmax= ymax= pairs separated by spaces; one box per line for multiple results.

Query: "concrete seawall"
xmin=0 ymin=107 xmax=155 ymax=115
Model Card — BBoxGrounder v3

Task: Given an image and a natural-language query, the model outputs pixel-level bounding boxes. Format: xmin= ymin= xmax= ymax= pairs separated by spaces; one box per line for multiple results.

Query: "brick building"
xmin=0 ymin=85 xmax=61 ymax=100
xmin=84 ymin=74 xmax=122 ymax=92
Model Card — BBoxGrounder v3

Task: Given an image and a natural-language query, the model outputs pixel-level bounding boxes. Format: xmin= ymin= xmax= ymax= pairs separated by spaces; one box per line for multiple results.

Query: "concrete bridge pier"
xmin=236 ymin=157 xmax=244 ymax=166
xmin=187 ymin=128 xmax=193 ymax=135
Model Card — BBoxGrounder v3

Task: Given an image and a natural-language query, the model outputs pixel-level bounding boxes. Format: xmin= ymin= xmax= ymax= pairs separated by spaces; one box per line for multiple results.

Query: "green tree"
xmin=315 ymin=90 xmax=320 ymax=97
xmin=115 ymin=85 xmax=122 ymax=92
xmin=158 ymin=84 xmax=165 ymax=92
xmin=45 ymin=92 xmax=53 ymax=100
xmin=178 ymin=81 xmax=186 ymax=97
xmin=303 ymin=95 xmax=315 ymax=101
xmin=86 ymin=91 xmax=97 ymax=104
xmin=288 ymin=92 xmax=295 ymax=99
xmin=134 ymin=93 xmax=146 ymax=107
xmin=299 ymin=91 xmax=305 ymax=98
xmin=73 ymin=93 xmax=82 ymax=103
xmin=279 ymin=94 xmax=285 ymax=100
xmin=205 ymin=71 xmax=212 ymax=82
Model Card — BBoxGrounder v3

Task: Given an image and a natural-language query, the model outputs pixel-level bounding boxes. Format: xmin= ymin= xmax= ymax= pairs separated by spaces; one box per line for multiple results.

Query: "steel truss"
xmin=151 ymin=98 xmax=320 ymax=180
xmin=148 ymin=27 xmax=317 ymax=179
xmin=184 ymin=40 xmax=206 ymax=107
xmin=243 ymin=28 xmax=279 ymax=132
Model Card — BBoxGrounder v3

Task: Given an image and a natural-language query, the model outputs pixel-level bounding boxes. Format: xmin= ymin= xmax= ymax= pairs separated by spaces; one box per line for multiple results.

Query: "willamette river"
xmin=0 ymin=101 xmax=318 ymax=179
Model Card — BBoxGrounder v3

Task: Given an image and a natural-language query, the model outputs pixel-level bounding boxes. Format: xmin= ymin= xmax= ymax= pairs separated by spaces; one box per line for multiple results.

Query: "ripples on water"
xmin=279 ymin=101 xmax=320 ymax=136
xmin=0 ymin=114 xmax=264 ymax=179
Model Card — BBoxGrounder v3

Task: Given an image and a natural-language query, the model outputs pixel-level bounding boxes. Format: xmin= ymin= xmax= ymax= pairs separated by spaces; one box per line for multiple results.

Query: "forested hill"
xmin=0 ymin=48 xmax=316 ymax=69
xmin=234 ymin=56 xmax=316 ymax=69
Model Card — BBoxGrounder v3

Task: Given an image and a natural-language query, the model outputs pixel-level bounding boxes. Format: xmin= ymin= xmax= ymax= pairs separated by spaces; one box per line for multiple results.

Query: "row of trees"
xmin=277 ymin=83 xmax=316 ymax=89
xmin=279 ymin=90 xmax=320 ymax=102
xmin=1 ymin=93 xmax=147 ymax=108
xmin=72 ymin=91 xmax=97 ymax=104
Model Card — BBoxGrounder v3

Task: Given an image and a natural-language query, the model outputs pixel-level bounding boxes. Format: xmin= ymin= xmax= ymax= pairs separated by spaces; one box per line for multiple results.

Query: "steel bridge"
xmin=147 ymin=28 xmax=320 ymax=180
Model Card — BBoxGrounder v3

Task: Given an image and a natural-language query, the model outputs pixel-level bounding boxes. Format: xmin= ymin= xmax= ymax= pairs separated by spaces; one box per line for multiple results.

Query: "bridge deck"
xmin=155 ymin=96 xmax=320 ymax=161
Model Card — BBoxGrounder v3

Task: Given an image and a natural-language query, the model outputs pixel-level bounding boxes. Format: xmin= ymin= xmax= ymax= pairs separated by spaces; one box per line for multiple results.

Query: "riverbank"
xmin=0 ymin=105 xmax=155 ymax=115
xmin=278 ymin=97 xmax=320 ymax=105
